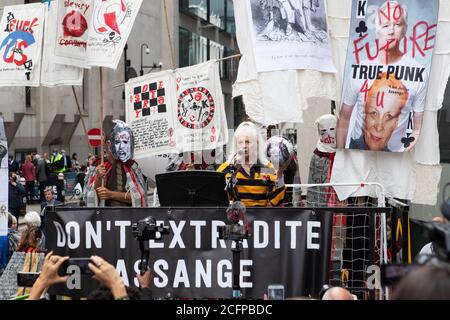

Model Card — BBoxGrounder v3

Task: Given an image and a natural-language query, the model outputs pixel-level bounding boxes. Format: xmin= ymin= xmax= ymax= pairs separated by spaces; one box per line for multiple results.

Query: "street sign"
xmin=87 ymin=128 xmax=102 ymax=147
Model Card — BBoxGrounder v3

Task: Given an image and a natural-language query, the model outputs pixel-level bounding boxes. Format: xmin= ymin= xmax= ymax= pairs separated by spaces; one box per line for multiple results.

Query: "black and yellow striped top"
xmin=217 ymin=162 xmax=286 ymax=207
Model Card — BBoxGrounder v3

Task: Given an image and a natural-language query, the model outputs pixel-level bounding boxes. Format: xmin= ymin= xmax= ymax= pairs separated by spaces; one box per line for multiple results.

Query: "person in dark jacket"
xmin=35 ymin=154 xmax=49 ymax=202
xmin=8 ymin=172 xmax=26 ymax=222
xmin=8 ymin=155 xmax=20 ymax=173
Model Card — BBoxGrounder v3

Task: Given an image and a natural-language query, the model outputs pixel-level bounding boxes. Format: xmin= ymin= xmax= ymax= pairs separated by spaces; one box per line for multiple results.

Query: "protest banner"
xmin=46 ymin=207 xmax=332 ymax=299
xmin=242 ymin=0 xmax=336 ymax=73
xmin=0 ymin=3 xmax=45 ymax=87
xmin=337 ymin=0 xmax=439 ymax=152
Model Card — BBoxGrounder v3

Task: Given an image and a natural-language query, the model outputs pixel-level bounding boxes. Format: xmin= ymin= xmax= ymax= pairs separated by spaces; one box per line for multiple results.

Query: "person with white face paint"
xmin=86 ymin=120 xmax=147 ymax=207
xmin=306 ymin=114 xmax=338 ymax=206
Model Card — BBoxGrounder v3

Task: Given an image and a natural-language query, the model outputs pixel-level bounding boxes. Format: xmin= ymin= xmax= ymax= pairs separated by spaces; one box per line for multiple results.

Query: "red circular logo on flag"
xmin=88 ymin=128 xmax=103 ymax=147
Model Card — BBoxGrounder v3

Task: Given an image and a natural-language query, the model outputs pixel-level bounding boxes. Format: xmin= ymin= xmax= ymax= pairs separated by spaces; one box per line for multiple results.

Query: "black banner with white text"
xmin=46 ymin=207 xmax=332 ymax=299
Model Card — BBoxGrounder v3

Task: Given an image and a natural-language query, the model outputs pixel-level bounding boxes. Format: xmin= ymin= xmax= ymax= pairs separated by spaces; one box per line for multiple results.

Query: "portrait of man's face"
xmin=114 ymin=130 xmax=131 ymax=162
xmin=364 ymin=85 xmax=407 ymax=151
xmin=376 ymin=2 xmax=407 ymax=51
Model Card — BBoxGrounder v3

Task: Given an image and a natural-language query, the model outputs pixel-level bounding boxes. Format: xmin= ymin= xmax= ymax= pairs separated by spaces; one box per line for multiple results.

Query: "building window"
xmin=226 ymin=0 xmax=235 ymax=35
xmin=439 ymin=76 xmax=450 ymax=163
xmin=210 ymin=0 xmax=225 ymax=29
xmin=179 ymin=0 xmax=208 ymax=21
xmin=179 ymin=27 xmax=208 ymax=67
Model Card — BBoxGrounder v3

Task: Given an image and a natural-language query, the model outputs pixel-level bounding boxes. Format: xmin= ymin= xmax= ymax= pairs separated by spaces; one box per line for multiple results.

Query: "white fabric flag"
xmin=328 ymin=0 xmax=450 ymax=204
xmin=244 ymin=0 xmax=336 ymax=73
xmin=54 ymin=0 xmax=93 ymax=68
xmin=87 ymin=0 xmax=142 ymax=69
xmin=125 ymin=70 xmax=177 ymax=158
xmin=174 ymin=60 xmax=228 ymax=152
xmin=0 ymin=3 xmax=45 ymax=87
xmin=41 ymin=1 xmax=83 ymax=87
xmin=125 ymin=61 xmax=229 ymax=158
xmin=232 ymin=0 xmax=337 ymax=126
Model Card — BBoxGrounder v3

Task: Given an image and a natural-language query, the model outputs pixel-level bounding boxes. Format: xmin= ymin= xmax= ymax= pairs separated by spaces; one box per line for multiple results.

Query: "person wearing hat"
xmin=85 ymin=120 xmax=147 ymax=207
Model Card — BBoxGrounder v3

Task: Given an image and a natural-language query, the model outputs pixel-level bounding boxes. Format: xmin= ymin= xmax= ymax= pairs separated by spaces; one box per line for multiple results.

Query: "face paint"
xmin=315 ymin=114 xmax=337 ymax=153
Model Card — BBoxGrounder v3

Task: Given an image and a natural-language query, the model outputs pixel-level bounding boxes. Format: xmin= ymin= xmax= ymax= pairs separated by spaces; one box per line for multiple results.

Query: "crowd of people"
xmin=1 ymin=118 xmax=448 ymax=301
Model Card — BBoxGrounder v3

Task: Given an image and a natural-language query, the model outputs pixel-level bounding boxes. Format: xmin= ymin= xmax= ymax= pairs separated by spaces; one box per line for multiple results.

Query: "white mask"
xmin=315 ymin=114 xmax=337 ymax=153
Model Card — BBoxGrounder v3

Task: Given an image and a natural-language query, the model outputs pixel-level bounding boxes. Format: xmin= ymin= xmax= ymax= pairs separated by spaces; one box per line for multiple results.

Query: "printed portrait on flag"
xmin=337 ymin=0 xmax=439 ymax=152
xmin=246 ymin=0 xmax=336 ymax=73
xmin=0 ymin=3 xmax=45 ymax=87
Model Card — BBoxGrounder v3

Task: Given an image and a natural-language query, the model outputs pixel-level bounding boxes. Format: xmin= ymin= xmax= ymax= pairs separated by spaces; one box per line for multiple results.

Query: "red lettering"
xmin=142 ymin=100 xmax=149 ymax=108
xmin=134 ymin=94 xmax=140 ymax=103
xmin=359 ymin=79 xmax=370 ymax=103
xmin=150 ymin=90 xmax=156 ymax=99
xmin=4 ymin=40 xmax=28 ymax=66
xmin=376 ymin=91 xmax=385 ymax=108
xmin=353 ymin=33 xmax=369 ymax=64
xmin=135 ymin=110 xmax=141 ymax=118
xmin=410 ymin=21 xmax=437 ymax=59
xmin=158 ymin=81 xmax=164 ymax=89
xmin=142 ymin=84 xmax=148 ymax=92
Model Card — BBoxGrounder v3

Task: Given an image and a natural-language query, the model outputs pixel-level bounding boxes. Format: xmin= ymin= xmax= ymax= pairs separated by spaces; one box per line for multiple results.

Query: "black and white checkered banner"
xmin=125 ymin=61 xmax=228 ymax=158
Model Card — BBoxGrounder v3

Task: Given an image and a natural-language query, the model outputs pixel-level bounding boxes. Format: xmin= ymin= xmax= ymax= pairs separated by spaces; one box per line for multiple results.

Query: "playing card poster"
xmin=87 ymin=0 xmax=142 ymax=69
xmin=174 ymin=60 xmax=228 ymax=152
xmin=125 ymin=70 xmax=177 ymax=158
xmin=243 ymin=0 xmax=336 ymax=73
xmin=0 ymin=3 xmax=45 ymax=87
xmin=41 ymin=1 xmax=84 ymax=87
xmin=54 ymin=0 xmax=93 ymax=68
xmin=125 ymin=61 xmax=228 ymax=157
xmin=337 ymin=0 xmax=439 ymax=152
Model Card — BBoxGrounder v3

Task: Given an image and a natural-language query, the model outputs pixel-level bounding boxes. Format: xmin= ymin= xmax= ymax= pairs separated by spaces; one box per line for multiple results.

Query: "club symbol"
xmin=401 ymin=135 xmax=415 ymax=148
xmin=355 ymin=21 xmax=368 ymax=37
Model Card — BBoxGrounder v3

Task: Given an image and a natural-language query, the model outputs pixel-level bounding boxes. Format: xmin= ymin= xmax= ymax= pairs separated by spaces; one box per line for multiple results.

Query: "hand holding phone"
xmin=63 ymin=258 xmax=94 ymax=275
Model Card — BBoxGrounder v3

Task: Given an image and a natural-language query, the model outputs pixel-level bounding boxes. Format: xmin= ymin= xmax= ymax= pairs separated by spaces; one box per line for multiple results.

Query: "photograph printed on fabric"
xmin=247 ymin=0 xmax=336 ymax=73
xmin=337 ymin=0 xmax=439 ymax=153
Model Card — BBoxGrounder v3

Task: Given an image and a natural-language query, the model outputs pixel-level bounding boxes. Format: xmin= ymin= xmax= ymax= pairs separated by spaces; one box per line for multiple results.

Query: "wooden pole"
xmin=72 ymin=86 xmax=92 ymax=153
xmin=99 ymin=67 xmax=105 ymax=166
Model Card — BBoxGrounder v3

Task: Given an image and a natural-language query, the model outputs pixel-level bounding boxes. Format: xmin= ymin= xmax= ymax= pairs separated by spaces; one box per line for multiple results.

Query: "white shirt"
xmin=342 ymin=56 xmax=428 ymax=152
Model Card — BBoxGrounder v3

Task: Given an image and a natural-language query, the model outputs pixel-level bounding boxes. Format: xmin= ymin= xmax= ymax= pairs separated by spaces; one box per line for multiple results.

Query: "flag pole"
xmin=72 ymin=85 xmax=93 ymax=153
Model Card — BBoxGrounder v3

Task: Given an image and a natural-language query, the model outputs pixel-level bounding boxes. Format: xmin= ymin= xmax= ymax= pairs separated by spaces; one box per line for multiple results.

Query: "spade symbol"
xmin=401 ymin=134 xmax=415 ymax=148
xmin=355 ymin=21 xmax=368 ymax=37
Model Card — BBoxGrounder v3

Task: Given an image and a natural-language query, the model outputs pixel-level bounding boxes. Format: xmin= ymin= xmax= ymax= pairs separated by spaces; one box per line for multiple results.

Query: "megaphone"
xmin=441 ymin=183 xmax=450 ymax=221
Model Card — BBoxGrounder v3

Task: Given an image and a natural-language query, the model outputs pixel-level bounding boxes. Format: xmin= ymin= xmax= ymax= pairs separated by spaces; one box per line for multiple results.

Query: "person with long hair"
xmin=17 ymin=227 xmax=42 ymax=254
xmin=217 ymin=122 xmax=286 ymax=207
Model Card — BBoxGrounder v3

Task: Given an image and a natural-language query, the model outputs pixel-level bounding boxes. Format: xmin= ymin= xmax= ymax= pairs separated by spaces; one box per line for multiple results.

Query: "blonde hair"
xmin=227 ymin=121 xmax=269 ymax=166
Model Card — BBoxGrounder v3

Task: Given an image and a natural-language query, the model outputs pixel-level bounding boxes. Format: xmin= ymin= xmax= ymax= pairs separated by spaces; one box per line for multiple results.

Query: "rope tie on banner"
xmin=111 ymin=54 xmax=242 ymax=88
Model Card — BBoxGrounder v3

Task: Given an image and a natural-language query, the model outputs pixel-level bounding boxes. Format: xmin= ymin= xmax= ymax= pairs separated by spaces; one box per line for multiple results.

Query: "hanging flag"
xmin=337 ymin=0 xmax=439 ymax=153
xmin=242 ymin=0 xmax=336 ymax=73
xmin=53 ymin=0 xmax=93 ymax=68
xmin=125 ymin=61 xmax=228 ymax=158
xmin=40 ymin=1 xmax=84 ymax=87
xmin=0 ymin=3 xmax=46 ymax=87
xmin=174 ymin=60 xmax=228 ymax=152
xmin=87 ymin=0 xmax=142 ymax=69
xmin=125 ymin=70 xmax=177 ymax=158
xmin=0 ymin=117 xmax=8 ymax=270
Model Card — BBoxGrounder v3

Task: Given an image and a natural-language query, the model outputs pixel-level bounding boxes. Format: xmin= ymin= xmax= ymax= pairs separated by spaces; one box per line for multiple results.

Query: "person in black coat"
xmin=8 ymin=172 xmax=26 ymax=221
xmin=8 ymin=156 xmax=20 ymax=173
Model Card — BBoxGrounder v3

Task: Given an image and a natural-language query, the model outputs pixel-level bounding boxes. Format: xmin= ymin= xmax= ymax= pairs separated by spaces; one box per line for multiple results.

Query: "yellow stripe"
xmin=396 ymin=218 xmax=403 ymax=242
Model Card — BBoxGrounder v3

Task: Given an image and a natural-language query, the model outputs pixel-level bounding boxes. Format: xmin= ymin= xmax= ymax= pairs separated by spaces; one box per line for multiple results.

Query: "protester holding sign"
xmin=86 ymin=120 xmax=147 ymax=207
xmin=217 ymin=122 xmax=286 ymax=207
